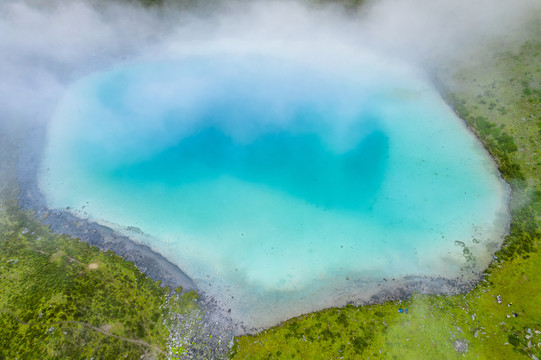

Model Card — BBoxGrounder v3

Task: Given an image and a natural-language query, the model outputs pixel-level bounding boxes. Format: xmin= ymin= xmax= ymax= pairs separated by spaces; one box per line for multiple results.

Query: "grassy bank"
xmin=231 ymin=25 xmax=540 ymax=360
xmin=0 ymin=201 xmax=168 ymax=359
xmin=0 ymin=132 xmax=209 ymax=359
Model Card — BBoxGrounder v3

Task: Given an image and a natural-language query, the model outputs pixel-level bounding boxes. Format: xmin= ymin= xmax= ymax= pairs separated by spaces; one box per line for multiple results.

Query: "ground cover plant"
xmin=230 ymin=21 xmax=541 ymax=360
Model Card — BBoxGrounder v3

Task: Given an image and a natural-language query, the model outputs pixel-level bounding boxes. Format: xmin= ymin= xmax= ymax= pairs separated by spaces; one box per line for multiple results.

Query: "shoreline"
xmin=17 ymin=124 xmax=197 ymax=293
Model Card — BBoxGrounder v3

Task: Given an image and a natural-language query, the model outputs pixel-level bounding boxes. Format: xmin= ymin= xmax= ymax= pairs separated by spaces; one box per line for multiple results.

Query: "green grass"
xmin=0 ymin=198 xmax=208 ymax=359
xmin=0 ymin=201 xmax=164 ymax=358
xmin=231 ymin=21 xmax=541 ymax=360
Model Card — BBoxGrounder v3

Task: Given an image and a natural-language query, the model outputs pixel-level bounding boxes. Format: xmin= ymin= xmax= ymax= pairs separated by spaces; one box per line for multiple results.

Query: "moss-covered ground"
xmin=230 ymin=19 xmax=541 ymax=360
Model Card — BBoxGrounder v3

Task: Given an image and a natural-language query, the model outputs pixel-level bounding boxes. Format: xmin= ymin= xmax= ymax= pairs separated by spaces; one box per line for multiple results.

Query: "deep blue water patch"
xmin=110 ymin=128 xmax=389 ymax=211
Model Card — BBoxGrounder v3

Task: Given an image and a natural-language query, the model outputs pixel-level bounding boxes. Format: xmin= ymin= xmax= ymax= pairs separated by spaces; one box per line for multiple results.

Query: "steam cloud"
xmin=1 ymin=0 xmax=539 ymax=135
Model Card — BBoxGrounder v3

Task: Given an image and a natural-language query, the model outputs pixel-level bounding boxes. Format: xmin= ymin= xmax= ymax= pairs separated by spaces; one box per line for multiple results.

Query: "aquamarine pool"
xmin=39 ymin=53 xmax=509 ymax=328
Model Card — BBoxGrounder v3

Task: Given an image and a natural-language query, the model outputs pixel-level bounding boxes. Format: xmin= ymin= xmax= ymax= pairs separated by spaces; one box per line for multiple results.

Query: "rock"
xmin=453 ymin=339 xmax=469 ymax=353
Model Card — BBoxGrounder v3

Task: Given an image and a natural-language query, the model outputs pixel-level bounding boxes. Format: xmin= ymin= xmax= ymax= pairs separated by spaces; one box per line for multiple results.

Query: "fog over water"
xmin=2 ymin=0 xmax=539 ymax=127
xmin=2 ymin=0 xmax=538 ymax=329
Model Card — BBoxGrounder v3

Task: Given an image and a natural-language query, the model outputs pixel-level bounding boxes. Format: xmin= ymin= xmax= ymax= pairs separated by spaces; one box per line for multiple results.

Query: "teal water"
xmin=40 ymin=54 xmax=509 ymax=328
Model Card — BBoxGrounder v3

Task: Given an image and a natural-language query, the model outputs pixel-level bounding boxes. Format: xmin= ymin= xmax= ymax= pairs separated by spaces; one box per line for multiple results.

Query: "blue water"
xmin=40 ymin=54 xmax=509 ymax=328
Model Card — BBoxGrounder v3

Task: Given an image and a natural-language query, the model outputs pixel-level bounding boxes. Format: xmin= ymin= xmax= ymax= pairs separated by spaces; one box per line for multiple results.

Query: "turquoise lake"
xmin=39 ymin=54 xmax=509 ymax=328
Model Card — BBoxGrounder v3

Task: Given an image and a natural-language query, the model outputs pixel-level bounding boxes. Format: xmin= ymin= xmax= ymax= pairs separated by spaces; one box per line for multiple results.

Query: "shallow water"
xmin=39 ymin=53 xmax=509 ymax=328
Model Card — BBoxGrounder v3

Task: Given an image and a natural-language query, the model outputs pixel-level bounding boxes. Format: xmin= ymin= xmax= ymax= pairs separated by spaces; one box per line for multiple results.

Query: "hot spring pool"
xmin=39 ymin=53 xmax=509 ymax=328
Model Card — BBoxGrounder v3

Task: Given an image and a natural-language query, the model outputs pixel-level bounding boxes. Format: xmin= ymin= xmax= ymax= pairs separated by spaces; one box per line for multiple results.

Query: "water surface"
xmin=39 ymin=53 xmax=509 ymax=328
